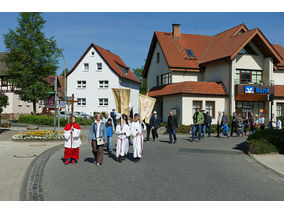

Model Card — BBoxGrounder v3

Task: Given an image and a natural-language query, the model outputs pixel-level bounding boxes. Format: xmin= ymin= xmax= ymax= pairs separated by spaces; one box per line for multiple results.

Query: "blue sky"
xmin=0 ymin=12 xmax=283 ymax=75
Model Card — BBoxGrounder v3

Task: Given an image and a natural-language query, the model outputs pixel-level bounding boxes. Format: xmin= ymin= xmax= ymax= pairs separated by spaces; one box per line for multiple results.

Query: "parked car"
xmin=80 ymin=112 xmax=93 ymax=120
xmin=56 ymin=111 xmax=70 ymax=119
xmin=74 ymin=111 xmax=92 ymax=119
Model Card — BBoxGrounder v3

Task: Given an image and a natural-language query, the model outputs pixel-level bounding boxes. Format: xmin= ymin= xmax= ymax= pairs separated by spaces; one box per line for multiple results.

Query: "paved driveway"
xmin=41 ymin=135 xmax=284 ymax=201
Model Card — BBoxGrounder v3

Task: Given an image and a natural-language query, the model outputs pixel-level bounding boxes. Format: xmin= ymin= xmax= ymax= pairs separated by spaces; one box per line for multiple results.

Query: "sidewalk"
xmin=0 ymin=129 xmax=62 ymax=201
xmin=251 ymin=154 xmax=284 ymax=177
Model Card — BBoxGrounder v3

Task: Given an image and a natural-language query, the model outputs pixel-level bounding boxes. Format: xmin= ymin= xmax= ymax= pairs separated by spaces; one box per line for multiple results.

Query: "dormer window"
xmin=117 ymin=63 xmax=128 ymax=75
xmin=186 ymin=49 xmax=195 ymax=58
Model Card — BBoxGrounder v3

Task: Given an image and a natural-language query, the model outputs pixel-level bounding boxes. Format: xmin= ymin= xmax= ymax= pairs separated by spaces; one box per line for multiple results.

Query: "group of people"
xmin=63 ymin=111 xmax=146 ymax=166
xmin=191 ymin=108 xmax=213 ymax=141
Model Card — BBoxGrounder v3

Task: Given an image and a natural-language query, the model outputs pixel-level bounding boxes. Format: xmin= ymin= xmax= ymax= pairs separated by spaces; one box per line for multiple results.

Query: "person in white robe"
xmin=130 ymin=113 xmax=146 ymax=162
xmin=116 ymin=114 xmax=131 ymax=163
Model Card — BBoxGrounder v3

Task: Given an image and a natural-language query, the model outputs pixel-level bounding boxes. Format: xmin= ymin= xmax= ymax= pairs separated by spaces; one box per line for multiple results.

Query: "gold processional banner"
xmin=112 ymin=88 xmax=130 ymax=115
xmin=138 ymin=94 xmax=156 ymax=124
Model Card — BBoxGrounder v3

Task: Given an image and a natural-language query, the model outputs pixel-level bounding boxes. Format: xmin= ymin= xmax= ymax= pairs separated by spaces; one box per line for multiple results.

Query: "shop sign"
xmin=244 ymin=86 xmax=270 ymax=94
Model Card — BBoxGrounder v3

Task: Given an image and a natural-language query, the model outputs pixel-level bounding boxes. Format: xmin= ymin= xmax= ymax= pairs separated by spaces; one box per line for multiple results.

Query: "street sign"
xmin=60 ymin=101 xmax=66 ymax=108
xmin=46 ymin=91 xmax=55 ymax=95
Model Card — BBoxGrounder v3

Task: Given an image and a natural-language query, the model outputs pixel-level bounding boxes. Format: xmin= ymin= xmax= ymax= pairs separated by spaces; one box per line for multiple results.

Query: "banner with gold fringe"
xmin=112 ymin=88 xmax=131 ymax=115
xmin=138 ymin=94 xmax=156 ymax=124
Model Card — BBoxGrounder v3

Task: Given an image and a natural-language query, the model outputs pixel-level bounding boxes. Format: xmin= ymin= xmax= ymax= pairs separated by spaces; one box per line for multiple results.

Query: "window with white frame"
xmin=77 ymin=98 xmax=86 ymax=106
xmin=276 ymin=103 xmax=284 ymax=117
xmin=91 ymin=51 xmax=95 ymax=56
xmin=83 ymin=63 xmax=89 ymax=71
xmin=97 ymin=63 xmax=102 ymax=71
xmin=99 ymin=80 xmax=109 ymax=88
xmin=77 ymin=81 xmax=86 ymax=88
xmin=205 ymin=101 xmax=215 ymax=118
xmin=161 ymin=73 xmax=172 ymax=86
xmin=99 ymin=98 xmax=108 ymax=106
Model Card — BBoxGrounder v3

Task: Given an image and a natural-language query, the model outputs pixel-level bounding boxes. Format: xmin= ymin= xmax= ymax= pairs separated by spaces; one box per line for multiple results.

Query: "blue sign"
xmin=60 ymin=101 xmax=66 ymax=108
xmin=244 ymin=86 xmax=270 ymax=94
xmin=245 ymin=86 xmax=254 ymax=94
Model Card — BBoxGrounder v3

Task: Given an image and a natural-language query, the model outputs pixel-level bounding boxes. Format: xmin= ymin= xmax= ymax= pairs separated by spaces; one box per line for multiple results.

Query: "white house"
xmin=143 ymin=24 xmax=284 ymax=125
xmin=67 ymin=43 xmax=140 ymax=116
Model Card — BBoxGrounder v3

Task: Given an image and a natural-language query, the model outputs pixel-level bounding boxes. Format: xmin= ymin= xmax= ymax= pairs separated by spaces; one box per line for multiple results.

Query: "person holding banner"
xmin=130 ymin=113 xmax=146 ymax=162
xmin=115 ymin=114 xmax=131 ymax=163
xmin=63 ymin=116 xmax=82 ymax=165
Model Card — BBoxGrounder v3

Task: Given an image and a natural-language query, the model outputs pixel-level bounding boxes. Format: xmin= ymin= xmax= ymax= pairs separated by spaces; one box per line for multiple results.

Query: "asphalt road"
xmin=41 ymin=134 xmax=284 ymax=201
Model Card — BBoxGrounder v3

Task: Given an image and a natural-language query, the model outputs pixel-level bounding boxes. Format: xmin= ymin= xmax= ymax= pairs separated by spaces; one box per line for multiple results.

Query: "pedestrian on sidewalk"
xmin=220 ymin=111 xmax=230 ymax=137
xmin=259 ymin=114 xmax=265 ymax=130
xmin=145 ymin=121 xmax=151 ymax=142
xmin=249 ymin=112 xmax=256 ymax=135
xmin=231 ymin=112 xmax=237 ymax=136
xmin=167 ymin=110 xmax=178 ymax=144
xmin=236 ymin=114 xmax=243 ymax=137
xmin=276 ymin=117 xmax=282 ymax=130
xmin=149 ymin=111 xmax=161 ymax=142
xmin=116 ymin=114 xmax=131 ymax=163
xmin=63 ymin=116 xmax=82 ymax=165
xmin=216 ymin=111 xmax=222 ymax=137
xmin=192 ymin=107 xmax=204 ymax=142
xmin=242 ymin=112 xmax=249 ymax=136
xmin=271 ymin=113 xmax=277 ymax=130
xmin=130 ymin=113 xmax=146 ymax=162
xmin=201 ymin=109 xmax=206 ymax=138
xmin=88 ymin=113 xmax=107 ymax=166
xmin=205 ymin=112 xmax=212 ymax=137
xmin=106 ymin=118 xmax=113 ymax=154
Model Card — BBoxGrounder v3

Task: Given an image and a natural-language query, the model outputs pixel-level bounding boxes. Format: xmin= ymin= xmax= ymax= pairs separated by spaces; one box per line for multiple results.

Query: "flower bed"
xmin=12 ymin=130 xmax=65 ymax=141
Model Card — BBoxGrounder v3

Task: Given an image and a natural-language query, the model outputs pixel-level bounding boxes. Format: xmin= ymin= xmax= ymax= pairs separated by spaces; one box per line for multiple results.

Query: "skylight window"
xmin=186 ymin=49 xmax=195 ymax=57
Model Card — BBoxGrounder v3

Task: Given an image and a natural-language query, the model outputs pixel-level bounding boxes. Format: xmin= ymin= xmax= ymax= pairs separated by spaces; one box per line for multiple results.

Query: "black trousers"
xmin=146 ymin=123 xmax=150 ymax=141
xmin=152 ymin=127 xmax=158 ymax=140
xmin=231 ymin=123 xmax=236 ymax=136
xmin=217 ymin=124 xmax=221 ymax=136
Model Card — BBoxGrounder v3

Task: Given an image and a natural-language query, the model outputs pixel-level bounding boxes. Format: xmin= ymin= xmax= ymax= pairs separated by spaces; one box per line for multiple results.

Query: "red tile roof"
xmin=143 ymin=24 xmax=283 ymax=77
xmin=148 ymin=81 xmax=227 ymax=97
xmin=67 ymin=43 xmax=140 ymax=84
xmin=275 ymin=85 xmax=284 ymax=97
xmin=273 ymin=44 xmax=284 ymax=70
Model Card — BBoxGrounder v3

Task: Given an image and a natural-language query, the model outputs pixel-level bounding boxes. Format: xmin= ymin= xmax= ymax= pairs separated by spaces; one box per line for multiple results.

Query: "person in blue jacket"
xmin=106 ymin=118 xmax=113 ymax=154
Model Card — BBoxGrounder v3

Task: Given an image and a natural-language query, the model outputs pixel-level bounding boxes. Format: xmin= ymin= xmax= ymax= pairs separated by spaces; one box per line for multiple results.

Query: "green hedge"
xmin=247 ymin=129 xmax=284 ymax=154
xmin=18 ymin=115 xmax=93 ymax=126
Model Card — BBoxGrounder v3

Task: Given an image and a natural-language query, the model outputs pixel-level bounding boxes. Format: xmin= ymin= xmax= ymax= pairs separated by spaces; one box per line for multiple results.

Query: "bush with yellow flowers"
xmin=12 ymin=130 xmax=65 ymax=141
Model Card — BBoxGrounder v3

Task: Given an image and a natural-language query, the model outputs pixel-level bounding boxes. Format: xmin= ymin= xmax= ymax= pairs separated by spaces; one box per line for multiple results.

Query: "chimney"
xmin=172 ymin=24 xmax=181 ymax=39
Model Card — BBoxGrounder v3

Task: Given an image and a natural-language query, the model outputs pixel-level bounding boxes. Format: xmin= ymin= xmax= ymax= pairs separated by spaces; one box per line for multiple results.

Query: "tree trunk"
xmin=33 ymin=101 xmax=37 ymax=115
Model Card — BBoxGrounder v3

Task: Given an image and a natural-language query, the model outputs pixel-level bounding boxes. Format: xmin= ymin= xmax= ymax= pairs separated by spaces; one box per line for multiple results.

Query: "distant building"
xmin=143 ymin=24 xmax=284 ymax=125
xmin=67 ymin=43 xmax=140 ymax=116
xmin=0 ymin=52 xmax=43 ymax=119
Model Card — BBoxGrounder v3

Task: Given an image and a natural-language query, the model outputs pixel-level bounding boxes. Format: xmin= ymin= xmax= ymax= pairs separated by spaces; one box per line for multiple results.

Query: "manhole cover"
xmin=14 ymin=154 xmax=37 ymax=158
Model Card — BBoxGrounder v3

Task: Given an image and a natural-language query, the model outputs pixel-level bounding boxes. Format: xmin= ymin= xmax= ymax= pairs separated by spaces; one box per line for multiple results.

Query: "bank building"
xmin=143 ymin=24 xmax=284 ymax=125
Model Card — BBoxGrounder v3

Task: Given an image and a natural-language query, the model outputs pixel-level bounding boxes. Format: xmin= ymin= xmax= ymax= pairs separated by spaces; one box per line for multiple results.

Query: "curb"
xmin=20 ymin=144 xmax=64 ymax=201
xmin=247 ymin=152 xmax=284 ymax=179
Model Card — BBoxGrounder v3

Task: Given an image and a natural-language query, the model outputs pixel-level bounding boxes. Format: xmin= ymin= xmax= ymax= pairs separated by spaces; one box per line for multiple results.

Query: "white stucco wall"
xmin=2 ymin=92 xmax=43 ymax=114
xmin=272 ymin=70 xmax=284 ymax=85
xmin=67 ymin=46 xmax=139 ymax=116
xmin=182 ymin=95 xmax=228 ymax=125
xmin=203 ymin=60 xmax=230 ymax=91
xmin=171 ymin=71 xmax=202 ymax=83
xmin=146 ymin=42 xmax=171 ymax=90
xmin=235 ymin=55 xmax=264 ymax=70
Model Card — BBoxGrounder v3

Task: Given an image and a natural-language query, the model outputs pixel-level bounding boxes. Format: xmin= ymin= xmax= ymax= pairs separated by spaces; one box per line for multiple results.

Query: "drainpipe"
xmin=225 ymin=58 xmax=233 ymax=115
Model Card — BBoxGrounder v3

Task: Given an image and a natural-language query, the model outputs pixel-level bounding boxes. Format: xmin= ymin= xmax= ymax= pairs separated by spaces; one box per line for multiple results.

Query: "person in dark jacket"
xmin=167 ymin=110 xmax=178 ymax=144
xmin=205 ymin=112 xmax=212 ymax=137
xmin=149 ymin=111 xmax=161 ymax=141
xmin=201 ymin=110 xmax=206 ymax=138
xmin=231 ymin=112 xmax=237 ymax=136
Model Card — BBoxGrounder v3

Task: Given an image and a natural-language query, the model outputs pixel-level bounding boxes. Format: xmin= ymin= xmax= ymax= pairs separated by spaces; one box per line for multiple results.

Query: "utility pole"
xmin=58 ymin=92 xmax=60 ymax=130
xmin=54 ymin=75 xmax=57 ymax=132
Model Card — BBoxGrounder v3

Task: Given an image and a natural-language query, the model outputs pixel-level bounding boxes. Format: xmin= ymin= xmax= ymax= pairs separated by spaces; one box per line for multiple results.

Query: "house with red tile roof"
xmin=143 ymin=24 xmax=284 ymax=125
xmin=67 ymin=43 xmax=140 ymax=115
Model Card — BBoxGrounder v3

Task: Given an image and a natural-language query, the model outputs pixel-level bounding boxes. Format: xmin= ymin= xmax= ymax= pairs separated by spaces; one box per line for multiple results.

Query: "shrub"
xmin=277 ymin=116 xmax=284 ymax=128
xmin=247 ymin=129 xmax=284 ymax=154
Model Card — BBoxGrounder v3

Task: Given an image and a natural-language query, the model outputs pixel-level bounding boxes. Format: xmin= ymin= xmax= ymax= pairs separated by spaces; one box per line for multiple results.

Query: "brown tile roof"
xmin=143 ymin=24 xmax=283 ymax=77
xmin=148 ymin=81 xmax=227 ymax=97
xmin=0 ymin=52 xmax=8 ymax=76
xmin=67 ymin=43 xmax=140 ymax=84
xmin=275 ymin=85 xmax=284 ymax=97
xmin=273 ymin=44 xmax=284 ymax=69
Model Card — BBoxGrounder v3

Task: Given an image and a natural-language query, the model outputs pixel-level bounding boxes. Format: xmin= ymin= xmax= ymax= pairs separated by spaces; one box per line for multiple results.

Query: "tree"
xmin=60 ymin=68 xmax=68 ymax=76
xmin=0 ymin=93 xmax=8 ymax=114
xmin=3 ymin=12 xmax=61 ymax=114
xmin=133 ymin=67 xmax=147 ymax=95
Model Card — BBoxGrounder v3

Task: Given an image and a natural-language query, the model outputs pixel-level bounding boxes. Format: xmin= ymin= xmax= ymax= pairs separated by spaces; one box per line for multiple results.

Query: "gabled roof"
xmin=143 ymin=24 xmax=283 ymax=77
xmin=273 ymin=44 xmax=284 ymax=70
xmin=67 ymin=43 xmax=140 ymax=84
xmin=148 ymin=81 xmax=227 ymax=97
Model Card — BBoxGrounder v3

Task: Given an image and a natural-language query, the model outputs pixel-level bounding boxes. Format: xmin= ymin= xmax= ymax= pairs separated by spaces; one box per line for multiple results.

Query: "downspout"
xmin=225 ymin=58 xmax=232 ymax=114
